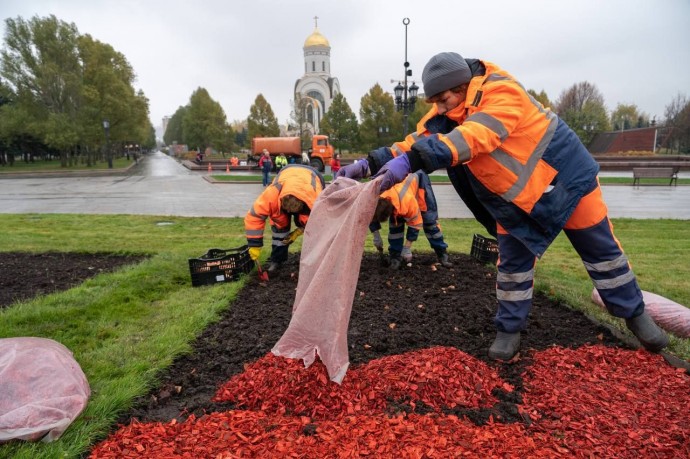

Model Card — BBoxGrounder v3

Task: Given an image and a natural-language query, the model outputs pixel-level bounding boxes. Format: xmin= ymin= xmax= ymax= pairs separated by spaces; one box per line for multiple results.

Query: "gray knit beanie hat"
xmin=422 ymin=52 xmax=472 ymax=98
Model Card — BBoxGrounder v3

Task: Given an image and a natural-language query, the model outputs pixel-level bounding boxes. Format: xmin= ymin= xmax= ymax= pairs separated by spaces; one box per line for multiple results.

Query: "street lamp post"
xmin=394 ymin=18 xmax=419 ymax=136
xmin=102 ymin=119 xmax=112 ymax=169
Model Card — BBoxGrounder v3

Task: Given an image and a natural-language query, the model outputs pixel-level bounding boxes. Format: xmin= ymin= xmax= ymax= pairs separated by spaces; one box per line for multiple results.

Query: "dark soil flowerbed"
xmin=3 ymin=251 xmax=688 ymax=457
xmin=95 ymin=252 xmax=687 ymax=457
xmin=0 ymin=252 xmax=145 ymax=308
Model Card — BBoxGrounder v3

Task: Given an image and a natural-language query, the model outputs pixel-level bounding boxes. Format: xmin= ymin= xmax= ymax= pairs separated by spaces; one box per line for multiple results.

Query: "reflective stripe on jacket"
xmin=245 ymin=164 xmax=324 ymax=247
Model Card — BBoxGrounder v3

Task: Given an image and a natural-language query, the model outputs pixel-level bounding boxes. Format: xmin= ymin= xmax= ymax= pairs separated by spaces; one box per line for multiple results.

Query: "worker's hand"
xmin=374 ymin=154 xmax=410 ymax=192
xmin=401 ymin=246 xmax=412 ymax=263
xmin=372 ymin=231 xmax=383 ymax=252
xmin=249 ymin=247 xmax=262 ymax=261
xmin=335 ymin=160 xmax=370 ymax=180
xmin=282 ymin=227 xmax=304 ymax=245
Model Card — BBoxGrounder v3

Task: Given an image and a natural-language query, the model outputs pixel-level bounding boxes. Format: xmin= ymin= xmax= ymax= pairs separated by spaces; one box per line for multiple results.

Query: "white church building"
xmin=294 ymin=18 xmax=341 ymax=135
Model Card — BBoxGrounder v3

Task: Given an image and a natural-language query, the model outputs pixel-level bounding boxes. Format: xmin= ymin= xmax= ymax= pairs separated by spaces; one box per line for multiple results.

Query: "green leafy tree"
xmin=247 ymin=94 xmax=279 ymax=140
xmin=1 ymin=15 xmax=152 ymax=167
xmin=358 ymin=84 xmax=399 ymax=152
xmin=143 ymin=123 xmax=156 ymax=150
xmin=319 ymin=93 xmax=359 ymax=154
xmin=230 ymin=120 xmax=248 ymax=149
xmin=611 ymin=103 xmax=647 ymax=131
xmin=182 ymin=87 xmax=229 ymax=152
xmin=408 ymin=98 xmax=431 ymax=133
xmin=79 ymin=35 xmax=150 ymax=166
xmin=1 ymin=15 xmax=82 ymax=166
xmin=554 ymin=82 xmax=610 ymax=146
xmin=527 ymin=89 xmax=552 ymax=109
xmin=163 ymin=106 xmax=187 ymax=146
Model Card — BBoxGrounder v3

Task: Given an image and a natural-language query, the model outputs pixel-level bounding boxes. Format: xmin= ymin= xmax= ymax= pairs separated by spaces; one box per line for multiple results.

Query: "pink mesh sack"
xmin=591 ymin=288 xmax=690 ymax=338
xmin=0 ymin=337 xmax=90 ymax=442
xmin=272 ymin=177 xmax=382 ymax=384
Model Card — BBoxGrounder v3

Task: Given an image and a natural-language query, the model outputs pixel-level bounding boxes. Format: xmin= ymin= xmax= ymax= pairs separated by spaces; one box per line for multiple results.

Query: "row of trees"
xmin=167 ymin=80 xmax=689 ymax=157
xmin=3 ymin=14 xmax=687 ymax=163
xmin=0 ymin=15 xmax=155 ymax=167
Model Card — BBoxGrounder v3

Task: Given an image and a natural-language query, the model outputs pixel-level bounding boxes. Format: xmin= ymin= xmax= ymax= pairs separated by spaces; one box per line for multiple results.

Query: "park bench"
xmin=632 ymin=167 xmax=679 ymax=186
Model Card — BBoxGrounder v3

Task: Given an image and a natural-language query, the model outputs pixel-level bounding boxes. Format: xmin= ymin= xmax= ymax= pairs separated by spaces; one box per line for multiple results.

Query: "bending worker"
xmin=370 ymin=170 xmax=452 ymax=269
xmin=337 ymin=51 xmax=668 ymax=360
xmin=245 ymin=164 xmax=325 ymax=272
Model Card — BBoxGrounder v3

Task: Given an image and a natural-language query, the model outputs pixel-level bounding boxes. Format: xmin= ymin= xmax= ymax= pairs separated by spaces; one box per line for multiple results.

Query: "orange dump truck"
xmin=251 ymin=135 xmax=333 ymax=172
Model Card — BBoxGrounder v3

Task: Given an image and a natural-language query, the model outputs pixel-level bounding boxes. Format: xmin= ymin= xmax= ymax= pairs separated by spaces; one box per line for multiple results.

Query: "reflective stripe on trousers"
xmin=494 ymin=185 xmax=643 ymax=333
xmin=269 ymin=224 xmax=290 ymax=263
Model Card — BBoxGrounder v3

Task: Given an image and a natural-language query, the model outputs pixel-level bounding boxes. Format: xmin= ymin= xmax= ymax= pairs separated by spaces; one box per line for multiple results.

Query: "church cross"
xmin=314 ymin=16 xmax=319 ymax=28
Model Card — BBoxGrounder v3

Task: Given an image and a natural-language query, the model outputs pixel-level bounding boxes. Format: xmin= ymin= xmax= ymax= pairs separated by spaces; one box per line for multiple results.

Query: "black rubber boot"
xmin=267 ymin=261 xmax=283 ymax=273
xmin=389 ymin=256 xmax=402 ymax=270
xmin=438 ymin=252 xmax=453 ymax=268
xmin=488 ymin=331 xmax=521 ymax=360
xmin=625 ymin=311 xmax=669 ymax=352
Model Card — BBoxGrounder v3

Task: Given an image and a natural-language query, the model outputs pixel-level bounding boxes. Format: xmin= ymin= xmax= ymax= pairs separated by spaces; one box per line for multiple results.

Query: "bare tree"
xmin=662 ymin=93 xmax=690 ymax=153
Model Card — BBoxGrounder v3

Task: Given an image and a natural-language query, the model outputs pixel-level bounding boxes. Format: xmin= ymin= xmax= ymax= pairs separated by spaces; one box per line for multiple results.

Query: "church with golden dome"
xmin=294 ymin=17 xmax=340 ymax=135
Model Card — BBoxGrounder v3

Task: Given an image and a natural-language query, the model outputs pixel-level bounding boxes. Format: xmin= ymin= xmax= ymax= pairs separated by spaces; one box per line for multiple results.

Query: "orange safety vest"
xmin=245 ymin=165 xmax=324 ymax=247
xmin=381 ymin=173 xmax=426 ymax=230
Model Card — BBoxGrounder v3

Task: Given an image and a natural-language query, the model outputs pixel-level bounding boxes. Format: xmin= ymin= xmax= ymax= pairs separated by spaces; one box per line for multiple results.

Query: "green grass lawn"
xmin=0 ymin=214 xmax=688 ymax=458
xmin=0 ymin=157 xmax=133 ymax=173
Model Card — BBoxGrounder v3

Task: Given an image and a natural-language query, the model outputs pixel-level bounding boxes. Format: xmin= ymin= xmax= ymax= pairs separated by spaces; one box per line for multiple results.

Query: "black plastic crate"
xmin=188 ymin=246 xmax=253 ymax=287
xmin=470 ymin=234 xmax=499 ymax=264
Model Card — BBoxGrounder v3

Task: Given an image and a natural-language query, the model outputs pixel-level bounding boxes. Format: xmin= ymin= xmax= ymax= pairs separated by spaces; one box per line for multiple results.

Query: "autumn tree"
xmin=247 ymin=94 xmax=279 ymax=140
xmin=319 ymin=93 xmax=359 ymax=153
xmin=610 ymin=103 xmax=648 ymax=131
xmin=554 ymin=82 xmax=610 ymax=146
xmin=358 ymin=84 xmax=400 ymax=152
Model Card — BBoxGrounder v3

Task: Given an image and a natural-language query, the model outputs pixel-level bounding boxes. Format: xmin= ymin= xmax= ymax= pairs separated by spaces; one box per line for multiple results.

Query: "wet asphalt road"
xmin=1 ymin=151 xmax=689 ymax=219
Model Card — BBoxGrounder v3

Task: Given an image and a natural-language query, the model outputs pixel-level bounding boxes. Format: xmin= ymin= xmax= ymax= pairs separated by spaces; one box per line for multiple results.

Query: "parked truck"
xmin=250 ymin=135 xmax=333 ymax=172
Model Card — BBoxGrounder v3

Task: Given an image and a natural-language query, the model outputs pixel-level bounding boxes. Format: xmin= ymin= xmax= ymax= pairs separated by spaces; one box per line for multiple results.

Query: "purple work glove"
xmin=374 ymin=154 xmax=411 ymax=192
xmin=335 ymin=160 xmax=370 ymax=180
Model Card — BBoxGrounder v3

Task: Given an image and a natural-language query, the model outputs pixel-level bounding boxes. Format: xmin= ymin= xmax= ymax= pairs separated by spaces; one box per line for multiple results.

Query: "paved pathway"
xmin=1 ymin=151 xmax=689 ymax=219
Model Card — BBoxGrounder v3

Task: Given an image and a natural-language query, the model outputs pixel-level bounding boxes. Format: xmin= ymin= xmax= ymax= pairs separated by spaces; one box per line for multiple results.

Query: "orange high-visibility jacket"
xmin=371 ymin=60 xmax=599 ymax=257
xmin=245 ymin=165 xmax=324 ymax=247
xmin=381 ymin=173 xmax=426 ymax=230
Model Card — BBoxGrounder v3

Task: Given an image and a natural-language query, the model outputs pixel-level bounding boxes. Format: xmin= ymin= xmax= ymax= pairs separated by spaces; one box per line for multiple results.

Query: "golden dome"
xmin=304 ymin=28 xmax=330 ymax=48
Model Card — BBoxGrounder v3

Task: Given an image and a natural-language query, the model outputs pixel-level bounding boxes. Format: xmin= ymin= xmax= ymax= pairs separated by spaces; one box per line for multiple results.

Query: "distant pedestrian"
xmin=301 ymin=151 xmax=310 ymax=165
xmin=330 ymin=153 xmax=341 ymax=181
xmin=276 ymin=153 xmax=288 ymax=172
xmin=259 ymin=149 xmax=273 ymax=186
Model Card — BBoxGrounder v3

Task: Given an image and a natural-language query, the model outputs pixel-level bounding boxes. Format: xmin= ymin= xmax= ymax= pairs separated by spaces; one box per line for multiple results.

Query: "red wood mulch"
xmin=91 ymin=346 xmax=689 ymax=458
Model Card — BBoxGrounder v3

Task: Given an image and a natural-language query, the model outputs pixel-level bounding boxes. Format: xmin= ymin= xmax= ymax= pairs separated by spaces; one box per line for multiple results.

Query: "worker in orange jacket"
xmin=337 ymin=52 xmax=668 ymax=361
xmin=245 ymin=164 xmax=325 ymax=272
xmin=370 ymin=171 xmax=451 ymax=269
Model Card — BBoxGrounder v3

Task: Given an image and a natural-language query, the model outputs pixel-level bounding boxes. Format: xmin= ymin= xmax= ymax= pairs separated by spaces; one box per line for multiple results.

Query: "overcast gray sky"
xmin=2 ymin=0 xmax=689 ymax=136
